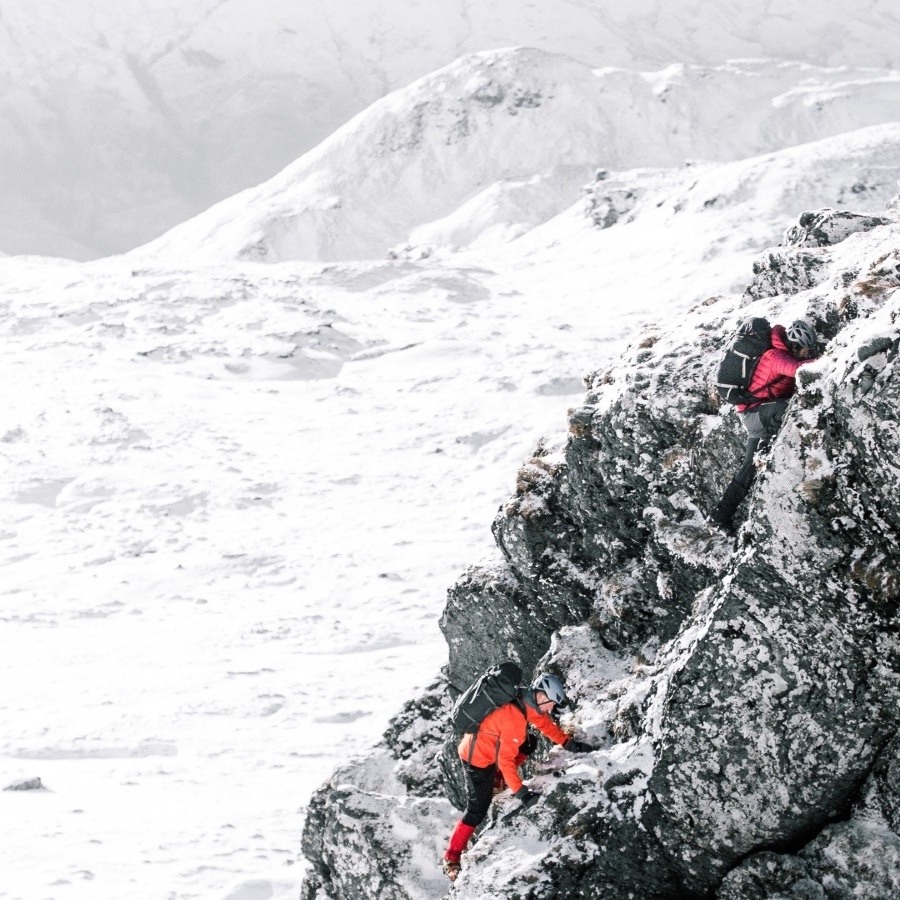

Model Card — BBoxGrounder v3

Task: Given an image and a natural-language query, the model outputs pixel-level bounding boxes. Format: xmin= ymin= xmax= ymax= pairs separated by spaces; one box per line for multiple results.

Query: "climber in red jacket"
xmin=442 ymin=672 xmax=595 ymax=882
xmin=710 ymin=319 xmax=819 ymax=532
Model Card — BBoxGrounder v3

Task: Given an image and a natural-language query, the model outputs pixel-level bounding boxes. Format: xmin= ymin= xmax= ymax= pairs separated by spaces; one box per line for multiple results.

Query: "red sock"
xmin=445 ymin=821 xmax=476 ymax=861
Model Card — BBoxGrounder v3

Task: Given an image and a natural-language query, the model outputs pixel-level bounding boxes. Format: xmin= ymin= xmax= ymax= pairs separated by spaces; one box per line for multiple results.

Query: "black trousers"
xmin=461 ymin=733 xmax=537 ymax=826
xmin=711 ymin=401 xmax=788 ymax=528
xmin=461 ymin=762 xmax=497 ymax=827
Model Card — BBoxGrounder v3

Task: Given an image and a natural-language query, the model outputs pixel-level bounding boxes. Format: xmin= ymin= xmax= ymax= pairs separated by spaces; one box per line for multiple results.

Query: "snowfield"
xmin=4 ymin=126 xmax=899 ymax=897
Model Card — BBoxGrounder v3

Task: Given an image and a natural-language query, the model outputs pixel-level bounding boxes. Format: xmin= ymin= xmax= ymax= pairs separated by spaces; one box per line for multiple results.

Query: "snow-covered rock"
xmin=784 ymin=209 xmax=893 ymax=247
xmin=3 ymin=777 xmax=46 ymax=792
xmin=720 ymin=735 xmax=900 ymax=897
xmin=300 ymin=209 xmax=900 ymax=898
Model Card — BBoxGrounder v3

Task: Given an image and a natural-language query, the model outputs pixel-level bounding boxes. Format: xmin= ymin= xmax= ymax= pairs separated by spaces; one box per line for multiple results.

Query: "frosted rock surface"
xmin=301 ymin=214 xmax=900 ymax=898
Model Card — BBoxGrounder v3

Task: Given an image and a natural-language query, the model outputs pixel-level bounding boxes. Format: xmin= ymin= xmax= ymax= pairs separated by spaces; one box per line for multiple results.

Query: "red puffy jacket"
xmin=457 ymin=700 xmax=569 ymax=793
xmin=737 ymin=324 xmax=813 ymax=412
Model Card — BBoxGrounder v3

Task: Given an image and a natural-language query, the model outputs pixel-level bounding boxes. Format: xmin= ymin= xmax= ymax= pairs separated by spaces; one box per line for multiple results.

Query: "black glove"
xmin=513 ymin=786 xmax=540 ymax=808
xmin=565 ymin=738 xmax=596 ymax=754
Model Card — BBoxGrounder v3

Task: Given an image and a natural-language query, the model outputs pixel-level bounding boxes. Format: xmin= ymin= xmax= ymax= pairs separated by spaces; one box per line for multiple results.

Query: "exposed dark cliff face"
xmin=718 ymin=736 xmax=900 ymax=898
xmin=300 ymin=210 xmax=900 ymax=899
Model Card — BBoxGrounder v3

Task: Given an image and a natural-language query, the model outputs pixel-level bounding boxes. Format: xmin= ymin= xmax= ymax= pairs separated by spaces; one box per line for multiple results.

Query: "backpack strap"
xmin=465 ymin=730 xmax=477 ymax=766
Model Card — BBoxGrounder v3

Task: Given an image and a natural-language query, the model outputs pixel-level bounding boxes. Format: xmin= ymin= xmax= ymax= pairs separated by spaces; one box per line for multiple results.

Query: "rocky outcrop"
xmin=585 ymin=169 xmax=641 ymax=229
xmin=300 ymin=210 xmax=900 ymax=899
xmin=783 ymin=209 xmax=891 ymax=248
xmin=718 ymin=736 xmax=900 ymax=898
xmin=301 ymin=679 xmax=454 ymax=900
xmin=3 ymin=777 xmax=45 ymax=791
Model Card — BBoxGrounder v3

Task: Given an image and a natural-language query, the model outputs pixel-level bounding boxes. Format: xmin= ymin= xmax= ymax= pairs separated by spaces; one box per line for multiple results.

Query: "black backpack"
xmin=451 ymin=661 xmax=523 ymax=737
xmin=715 ymin=317 xmax=772 ymax=405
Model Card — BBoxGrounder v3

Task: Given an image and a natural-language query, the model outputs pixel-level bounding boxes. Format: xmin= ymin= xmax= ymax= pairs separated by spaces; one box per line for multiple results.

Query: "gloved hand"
xmin=565 ymin=738 xmax=596 ymax=754
xmin=513 ymin=786 xmax=540 ymax=808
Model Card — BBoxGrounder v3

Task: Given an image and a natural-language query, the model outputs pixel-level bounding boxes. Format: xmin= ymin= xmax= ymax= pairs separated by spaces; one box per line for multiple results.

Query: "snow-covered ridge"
xmin=2 ymin=0 xmax=898 ymax=259
xmin=134 ymin=49 xmax=900 ymax=264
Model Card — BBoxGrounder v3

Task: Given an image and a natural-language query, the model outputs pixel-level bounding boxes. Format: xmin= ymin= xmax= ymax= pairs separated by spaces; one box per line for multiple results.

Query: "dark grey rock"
xmin=746 ymin=248 xmax=828 ymax=300
xmin=800 ymin=820 xmax=900 ymax=898
xmin=3 ymin=777 xmax=45 ymax=791
xmin=300 ymin=679 xmax=454 ymax=900
xmin=440 ymin=562 xmax=552 ymax=691
xmin=784 ymin=209 xmax=890 ymax=248
xmin=717 ymin=853 xmax=825 ymax=899
xmin=857 ymin=335 xmax=896 ymax=362
xmin=719 ymin=737 xmax=900 ymax=898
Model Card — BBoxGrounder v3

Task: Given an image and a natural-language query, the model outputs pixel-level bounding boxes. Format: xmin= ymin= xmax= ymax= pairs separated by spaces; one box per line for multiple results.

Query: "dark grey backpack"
xmin=716 ymin=317 xmax=772 ymax=404
xmin=451 ymin=661 xmax=522 ymax=737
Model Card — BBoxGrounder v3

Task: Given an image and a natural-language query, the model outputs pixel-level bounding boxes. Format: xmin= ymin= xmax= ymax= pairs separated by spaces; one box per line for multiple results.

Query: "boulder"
xmin=3 ymin=777 xmax=45 ymax=791
xmin=783 ymin=208 xmax=891 ymax=248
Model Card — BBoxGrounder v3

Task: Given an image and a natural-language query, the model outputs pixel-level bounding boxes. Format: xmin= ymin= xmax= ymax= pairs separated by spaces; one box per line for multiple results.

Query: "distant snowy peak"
xmin=134 ymin=50 xmax=900 ymax=265
xmin=4 ymin=0 xmax=899 ymax=258
xmin=135 ymin=48 xmax=611 ymax=263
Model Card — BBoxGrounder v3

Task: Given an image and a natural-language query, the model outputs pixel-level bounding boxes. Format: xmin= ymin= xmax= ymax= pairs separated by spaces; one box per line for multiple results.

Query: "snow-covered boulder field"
xmin=300 ymin=208 xmax=900 ymax=898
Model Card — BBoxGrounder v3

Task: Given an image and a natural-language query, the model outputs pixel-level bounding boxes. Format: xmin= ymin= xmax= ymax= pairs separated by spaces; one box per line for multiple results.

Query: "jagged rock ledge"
xmin=301 ymin=209 xmax=900 ymax=899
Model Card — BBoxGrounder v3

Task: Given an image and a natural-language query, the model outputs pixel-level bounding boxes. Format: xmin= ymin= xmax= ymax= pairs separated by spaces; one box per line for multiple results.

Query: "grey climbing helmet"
xmin=786 ymin=319 xmax=817 ymax=351
xmin=531 ymin=673 xmax=568 ymax=709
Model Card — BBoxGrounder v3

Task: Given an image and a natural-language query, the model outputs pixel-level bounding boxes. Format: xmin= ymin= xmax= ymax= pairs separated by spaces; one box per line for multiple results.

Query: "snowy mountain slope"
xmin=134 ymin=50 xmax=900 ymax=264
xmin=4 ymin=17 xmax=900 ymax=899
xmin=2 ymin=0 xmax=899 ymax=259
xmin=456 ymin=122 xmax=900 ymax=293
xmin=2 ymin=130 xmax=895 ymax=900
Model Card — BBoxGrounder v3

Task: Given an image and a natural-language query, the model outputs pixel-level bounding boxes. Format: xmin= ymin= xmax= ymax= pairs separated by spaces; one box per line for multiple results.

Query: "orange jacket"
xmin=457 ymin=700 xmax=570 ymax=793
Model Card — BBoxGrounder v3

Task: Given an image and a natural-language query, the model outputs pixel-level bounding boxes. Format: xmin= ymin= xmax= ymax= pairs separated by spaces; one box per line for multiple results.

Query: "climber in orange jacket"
xmin=442 ymin=672 xmax=595 ymax=881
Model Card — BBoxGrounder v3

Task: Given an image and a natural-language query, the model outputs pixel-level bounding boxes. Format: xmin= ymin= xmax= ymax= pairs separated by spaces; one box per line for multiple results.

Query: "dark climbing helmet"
xmin=531 ymin=673 xmax=568 ymax=709
xmin=786 ymin=319 xmax=817 ymax=351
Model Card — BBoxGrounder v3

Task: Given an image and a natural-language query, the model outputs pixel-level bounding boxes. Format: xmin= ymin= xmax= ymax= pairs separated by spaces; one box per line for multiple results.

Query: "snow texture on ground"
xmin=2 ymin=17 xmax=900 ymax=900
